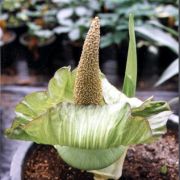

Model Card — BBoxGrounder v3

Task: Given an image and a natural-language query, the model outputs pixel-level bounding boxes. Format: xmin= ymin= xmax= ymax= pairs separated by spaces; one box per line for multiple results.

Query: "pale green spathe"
xmin=5 ymin=67 xmax=171 ymax=170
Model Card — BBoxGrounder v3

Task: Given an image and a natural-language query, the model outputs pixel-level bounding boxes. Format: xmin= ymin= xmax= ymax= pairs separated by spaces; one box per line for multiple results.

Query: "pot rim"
xmin=10 ymin=141 xmax=33 ymax=180
xmin=7 ymin=22 xmax=26 ymax=29
xmin=2 ymin=31 xmax=16 ymax=46
xmin=19 ymin=33 xmax=56 ymax=47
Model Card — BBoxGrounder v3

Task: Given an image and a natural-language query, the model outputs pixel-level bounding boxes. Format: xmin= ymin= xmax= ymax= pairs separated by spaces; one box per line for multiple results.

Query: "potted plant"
xmin=21 ymin=0 xmax=58 ymax=27
xmin=154 ymin=1 xmax=178 ymax=30
xmin=1 ymin=0 xmax=29 ymax=36
xmin=19 ymin=22 xmax=56 ymax=71
xmin=0 ymin=14 xmax=17 ymax=69
xmin=5 ymin=15 xmax=172 ymax=179
xmin=0 ymin=14 xmax=16 ymax=45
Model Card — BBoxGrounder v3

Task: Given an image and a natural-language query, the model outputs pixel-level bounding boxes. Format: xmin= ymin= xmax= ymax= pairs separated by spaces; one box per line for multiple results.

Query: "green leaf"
xmin=148 ymin=20 xmax=178 ymax=37
xmin=122 ymin=14 xmax=137 ymax=97
xmin=160 ymin=165 xmax=168 ymax=174
xmin=132 ymin=97 xmax=170 ymax=117
xmin=135 ymin=24 xmax=178 ymax=54
xmin=132 ymin=97 xmax=172 ymax=140
xmin=113 ymin=31 xmax=127 ymax=45
xmin=53 ymin=26 xmax=71 ymax=34
xmin=68 ymin=28 xmax=80 ymax=41
xmin=155 ymin=58 xmax=178 ymax=86
xmin=100 ymin=33 xmax=114 ymax=48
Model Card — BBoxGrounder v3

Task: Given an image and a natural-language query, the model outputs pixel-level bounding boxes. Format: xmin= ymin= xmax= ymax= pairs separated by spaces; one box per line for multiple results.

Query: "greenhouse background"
xmin=0 ymin=0 xmax=179 ymax=179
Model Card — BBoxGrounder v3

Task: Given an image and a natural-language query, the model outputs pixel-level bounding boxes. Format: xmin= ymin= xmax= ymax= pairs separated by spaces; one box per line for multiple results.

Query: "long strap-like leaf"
xmin=122 ymin=14 xmax=137 ymax=97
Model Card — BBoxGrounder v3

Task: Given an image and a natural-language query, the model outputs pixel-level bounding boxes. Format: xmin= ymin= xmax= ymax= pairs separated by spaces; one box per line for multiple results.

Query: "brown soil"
xmin=23 ymin=145 xmax=94 ymax=180
xmin=121 ymin=129 xmax=178 ymax=180
xmin=23 ymin=130 xmax=178 ymax=180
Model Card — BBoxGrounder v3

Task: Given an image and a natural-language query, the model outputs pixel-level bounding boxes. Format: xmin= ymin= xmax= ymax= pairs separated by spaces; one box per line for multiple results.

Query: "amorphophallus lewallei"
xmin=5 ymin=15 xmax=171 ymax=180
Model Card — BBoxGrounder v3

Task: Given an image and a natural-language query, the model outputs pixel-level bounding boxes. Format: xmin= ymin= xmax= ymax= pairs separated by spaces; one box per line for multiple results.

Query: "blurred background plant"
xmin=0 ymin=0 xmax=178 ymax=90
xmin=1 ymin=0 xmax=29 ymax=28
xmin=53 ymin=0 xmax=100 ymax=42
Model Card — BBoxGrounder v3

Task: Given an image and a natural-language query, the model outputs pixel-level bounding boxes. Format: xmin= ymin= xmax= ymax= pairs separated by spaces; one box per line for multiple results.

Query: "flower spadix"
xmin=5 ymin=16 xmax=171 ymax=176
xmin=74 ymin=17 xmax=102 ymax=105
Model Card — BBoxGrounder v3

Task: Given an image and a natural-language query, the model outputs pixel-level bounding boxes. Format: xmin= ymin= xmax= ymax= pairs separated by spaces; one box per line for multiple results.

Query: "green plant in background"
xmin=0 ymin=0 xmax=58 ymax=29
xmin=23 ymin=22 xmax=55 ymax=45
xmin=154 ymin=1 xmax=179 ymax=87
xmin=99 ymin=0 xmax=156 ymax=48
xmin=53 ymin=0 xmax=178 ymax=47
xmin=148 ymin=0 xmax=178 ymax=5
xmin=155 ymin=58 xmax=178 ymax=86
xmin=53 ymin=0 xmax=100 ymax=42
xmin=99 ymin=0 xmax=178 ymax=48
xmin=17 ymin=0 xmax=58 ymax=28
xmin=0 ymin=0 xmax=30 ymax=27
xmin=135 ymin=21 xmax=178 ymax=86
xmin=104 ymin=0 xmax=178 ymax=87
xmin=5 ymin=15 xmax=171 ymax=179
xmin=52 ymin=0 xmax=179 ymax=86
xmin=1 ymin=0 xmax=27 ymax=12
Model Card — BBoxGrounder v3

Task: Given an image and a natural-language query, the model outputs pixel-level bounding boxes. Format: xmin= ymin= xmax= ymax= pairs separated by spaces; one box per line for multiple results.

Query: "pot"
xmin=158 ymin=17 xmax=178 ymax=31
xmin=19 ymin=33 xmax=56 ymax=72
xmin=10 ymin=142 xmax=32 ymax=180
xmin=48 ymin=34 xmax=74 ymax=75
xmin=158 ymin=46 xmax=178 ymax=75
xmin=10 ymin=142 xmax=95 ymax=180
xmin=7 ymin=24 xmax=27 ymax=39
xmin=100 ymin=45 xmax=119 ymax=86
xmin=69 ymin=41 xmax=83 ymax=66
xmin=1 ymin=30 xmax=16 ymax=46
xmin=1 ymin=31 xmax=17 ymax=69
xmin=20 ymin=33 xmax=56 ymax=48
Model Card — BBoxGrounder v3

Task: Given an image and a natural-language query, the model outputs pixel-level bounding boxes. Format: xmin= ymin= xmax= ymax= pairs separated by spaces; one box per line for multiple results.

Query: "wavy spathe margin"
xmin=6 ymin=101 xmax=154 ymax=148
